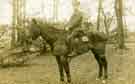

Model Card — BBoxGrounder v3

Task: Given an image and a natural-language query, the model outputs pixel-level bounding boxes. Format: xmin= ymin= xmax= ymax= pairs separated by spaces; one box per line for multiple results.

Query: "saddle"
xmin=67 ymin=30 xmax=92 ymax=56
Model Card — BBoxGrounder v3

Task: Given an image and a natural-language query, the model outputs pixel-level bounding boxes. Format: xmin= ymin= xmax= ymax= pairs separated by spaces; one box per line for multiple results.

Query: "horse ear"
xmin=32 ymin=18 xmax=37 ymax=24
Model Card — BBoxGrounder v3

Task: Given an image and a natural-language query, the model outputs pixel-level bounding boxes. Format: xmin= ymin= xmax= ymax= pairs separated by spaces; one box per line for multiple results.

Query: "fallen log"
xmin=0 ymin=47 xmax=40 ymax=67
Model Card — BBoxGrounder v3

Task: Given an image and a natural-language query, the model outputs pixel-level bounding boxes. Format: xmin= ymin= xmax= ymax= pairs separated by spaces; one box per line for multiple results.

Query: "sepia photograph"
xmin=0 ymin=0 xmax=135 ymax=84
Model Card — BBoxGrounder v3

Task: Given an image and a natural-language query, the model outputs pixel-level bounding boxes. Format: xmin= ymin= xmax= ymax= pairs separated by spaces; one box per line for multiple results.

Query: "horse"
xmin=27 ymin=20 xmax=108 ymax=83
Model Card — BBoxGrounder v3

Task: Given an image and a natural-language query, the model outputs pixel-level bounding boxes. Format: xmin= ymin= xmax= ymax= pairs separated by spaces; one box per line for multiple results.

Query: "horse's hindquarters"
xmin=92 ymin=42 xmax=106 ymax=55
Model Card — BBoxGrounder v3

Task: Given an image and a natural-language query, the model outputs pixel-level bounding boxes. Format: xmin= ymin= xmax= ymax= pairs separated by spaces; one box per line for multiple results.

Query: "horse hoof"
xmin=67 ymin=80 xmax=71 ymax=83
xmin=66 ymin=82 xmax=72 ymax=84
xmin=102 ymin=80 xmax=106 ymax=84
xmin=96 ymin=76 xmax=102 ymax=81
xmin=59 ymin=81 xmax=65 ymax=84
xmin=96 ymin=77 xmax=101 ymax=81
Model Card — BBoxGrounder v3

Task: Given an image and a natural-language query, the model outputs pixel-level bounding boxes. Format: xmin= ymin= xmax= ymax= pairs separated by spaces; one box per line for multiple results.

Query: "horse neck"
xmin=39 ymin=25 xmax=57 ymax=45
xmin=38 ymin=23 xmax=69 ymax=44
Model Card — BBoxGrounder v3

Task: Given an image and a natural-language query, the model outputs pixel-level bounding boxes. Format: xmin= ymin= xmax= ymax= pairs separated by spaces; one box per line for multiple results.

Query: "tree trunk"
xmin=11 ymin=0 xmax=17 ymax=48
xmin=115 ymin=0 xmax=125 ymax=49
xmin=53 ymin=0 xmax=59 ymax=22
xmin=97 ymin=0 xmax=103 ymax=31
xmin=103 ymin=12 xmax=113 ymax=36
xmin=11 ymin=0 xmax=26 ymax=48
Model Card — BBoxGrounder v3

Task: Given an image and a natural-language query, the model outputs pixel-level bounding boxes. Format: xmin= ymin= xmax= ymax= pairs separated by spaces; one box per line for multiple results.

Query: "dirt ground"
xmin=0 ymin=43 xmax=135 ymax=84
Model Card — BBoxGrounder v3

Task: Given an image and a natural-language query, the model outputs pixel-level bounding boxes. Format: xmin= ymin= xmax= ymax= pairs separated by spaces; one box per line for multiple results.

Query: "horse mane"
xmin=39 ymin=22 xmax=68 ymax=35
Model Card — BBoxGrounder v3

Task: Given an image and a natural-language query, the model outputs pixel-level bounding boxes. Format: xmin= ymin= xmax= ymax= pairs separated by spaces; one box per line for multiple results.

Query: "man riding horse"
xmin=65 ymin=0 xmax=90 ymax=56
xmin=27 ymin=2 xmax=108 ymax=82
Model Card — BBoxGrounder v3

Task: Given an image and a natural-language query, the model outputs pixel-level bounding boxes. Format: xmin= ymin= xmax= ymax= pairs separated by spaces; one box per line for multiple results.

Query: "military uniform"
xmin=66 ymin=11 xmax=91 ymax=56
xmin=65 ymin=10 xmax=84 ymax=56
xmin=66 ymin=10 xmax=83 ymax=31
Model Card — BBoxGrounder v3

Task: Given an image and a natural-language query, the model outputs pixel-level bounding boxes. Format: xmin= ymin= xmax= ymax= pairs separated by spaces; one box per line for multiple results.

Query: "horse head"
xmin=28 ymin=18 xmax=41 ymax=40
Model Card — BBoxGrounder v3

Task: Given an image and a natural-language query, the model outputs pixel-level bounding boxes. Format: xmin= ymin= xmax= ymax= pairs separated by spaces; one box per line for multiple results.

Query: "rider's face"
xmin=72 ymin=1 xmax=80 ymax=11
xmin=74 ymin=6 xmax=81 ymax=12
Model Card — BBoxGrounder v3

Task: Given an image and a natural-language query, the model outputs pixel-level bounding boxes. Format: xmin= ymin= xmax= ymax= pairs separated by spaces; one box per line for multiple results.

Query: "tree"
xmin=53 ymin=0 xmax=59 ymax=22
xmin=11 ymin=0 xmax=17 ymax=48
xmin=115 ymin=0 xmax=125 ymax=48
xmin=11 ymin=0 xmax=26 ymax=48
xmin=103 ymin=11 xmax=113 ymax=36
xmin=97 ymin=0 xmax=103 ymax=31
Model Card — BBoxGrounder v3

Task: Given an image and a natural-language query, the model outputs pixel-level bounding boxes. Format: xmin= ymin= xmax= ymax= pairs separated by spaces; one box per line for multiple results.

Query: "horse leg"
xmin=55 ymin=56 xmax=64 ymax=82
xmin=62 ymin=56 xmax=71 ymax=83
xmin=100 ymin=55 xmax=108 ymax=79
xmin=94 ymin=53 xmax=103 ymax=79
